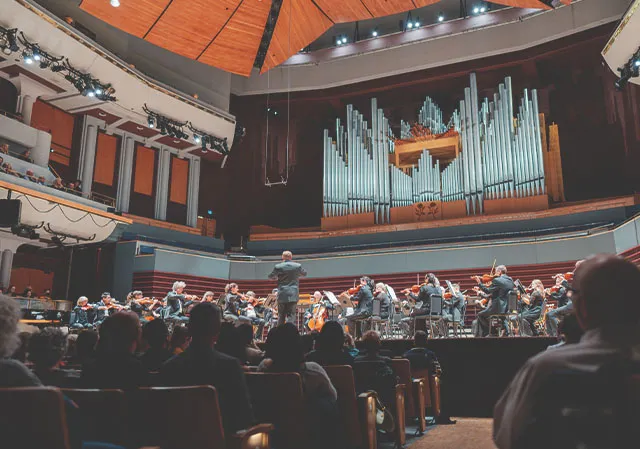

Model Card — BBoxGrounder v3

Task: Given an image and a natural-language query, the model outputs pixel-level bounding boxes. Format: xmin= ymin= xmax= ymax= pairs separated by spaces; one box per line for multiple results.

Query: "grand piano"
xmin=16 ymin=297 xmax=72 ymax=326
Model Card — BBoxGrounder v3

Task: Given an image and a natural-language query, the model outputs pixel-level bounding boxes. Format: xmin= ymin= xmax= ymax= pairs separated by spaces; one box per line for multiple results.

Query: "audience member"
xmin=355 ymin=330 xmax=392 ymax=363
xmin=169 ymin=325 xmax=190 ymax=355
xmin=160 ymin=303 xmax=254 ymax=435
xmin=494 ymin=254 xmax=640 ymax=449
xmin=353 ymin=330 xmax=397 ymax=409
xmin=19 ymin=150 xmax=33 ymax=163
xmin=0 ymin=143 xmax=8 ymax=154
xmin=11 ymin=331 xmax=32 ymax=363
xmin=0 ymin=294 xmax=41 ymax=387
xmin=37 ymin=176 xmax=45 ymax=185
xmin=547 ymin=313 xmax=584 ymax=350
xmin=139 ymin=319 xmax=172 ymax=372
xmin=25 ymin=169 xmax=37 ymax=182
xmin=306 ymin=321 xmax=355 ymax=366
xmin=215 ymin=322 xmax=246 ymax=361
xmin=344 ymin=333 xmax=359 ymax=358
xmin=403 ymin=330 xmax=439 ymax=373
xmin=28 ymin=327 xmax=74 ymax=386
xmin=236 ymin=323 xmax=264 ymax=366
xmin=81 ymin=311 xmax=147 ymax=389
xmin=73 ymin=330 xmax=98 ymax=367
xmin=52 ymin=177 xmax=65 ymax=190
xmin=8 ymin=285 xmax=17 ymax=296
xmin=22 ymin=286 xmax=34 ymax=298
xmin=39 ymin=289 xmax=52 ymax=299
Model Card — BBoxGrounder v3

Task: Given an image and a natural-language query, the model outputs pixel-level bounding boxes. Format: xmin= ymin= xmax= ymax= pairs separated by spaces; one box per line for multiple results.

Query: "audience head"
xmin=344 ymin=332 xmax=356 ymax=349
xmin=0 ymin=294 xmax=21 ymax=357
xmin=75 ymin=330 xmax=98 ymax=362
xmin=414 ymin=330 xmax=429 ymax=348
xmin=558 ymin=314 xmax=584 ymax=344
xmin=572 ymin=254 xmax=640 ymax=331
xmin=236 ymin=323 xmax=255 ymax=347
xmin=12 ymin=332 xmax=31 ymax=363
xmin=8 ymin=285 xmax=16 ymax=295
xmin=22 ymin=287 xmax=33 ymax=298
xmin=170 ymin=325 xmax=190 ymax=354
xmin=142 ymin=319 xmax=169 ymax=349
xmin=96 ymin=311 xmax=141 ymax=354
xmin=361 ymin=330 xmax=382 ymax=355
xmin=317 ymin=321 xmax=345 ymax=352
xmin=282 ymin=250 xmax=293 ymax=261
xmin=188 ymin=302 xmax=222 ymax=344
xmin=265 ymin=323 xmax=303 ymax=371
xmin=215 ymin=322 xmax=245 ymax=360
xmin=28 ymin=327 xmax=67 ymax=370
xmin=172 ymin=281 xmax=186 ymax=294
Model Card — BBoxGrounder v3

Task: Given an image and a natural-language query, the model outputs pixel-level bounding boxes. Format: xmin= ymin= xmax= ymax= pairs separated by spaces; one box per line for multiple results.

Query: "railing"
xmin=89 ymin=191 xmax=116 ymax=207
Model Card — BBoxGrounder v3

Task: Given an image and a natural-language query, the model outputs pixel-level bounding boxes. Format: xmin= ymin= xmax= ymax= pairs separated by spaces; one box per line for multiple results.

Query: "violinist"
xmin=404 ymin=273 xmax=440 ymax=314
xmin=546 ymin=260 xmax=583 ymax=337
xmin=442 ymin=282 xmax=465 ymax=335
xmin=202 ymin=291 xmax=216 ymax=303
xmin=346 ymin=276 xmax=374 ymax=338
xmin=517 ymin=280 xmax=545 ymax=336
xmin=473 ymin=265 xmax=515 ymax=337
xmin=70 ymin=296 xmax=93 ymax=329
xmin=93 ymin=292 xmax=116 ymax=326
xmin=163 ymin=281 xmax=189 ymax=322
xmin=243 ymin=291 xmax=266 ymax=340
xmin=373 ymin=283 xmax=391 ymax=320
xmin=222 ymin=283 xmax=247 ymax=323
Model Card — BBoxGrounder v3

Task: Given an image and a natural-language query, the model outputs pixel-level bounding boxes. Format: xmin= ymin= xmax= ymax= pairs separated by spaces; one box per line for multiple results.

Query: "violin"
xmin=81 ymin=304 xmax=93 ymax=311
xmin=545 ymin=285 xmax=561 ymax=294
xmin=472 ymin=273 xmax=497 ymax=284
xmin=443 ymin=291 xmax=453 ymax=300
xmin=553 ymin=272 xmax=574 ymax=282
xmin=347 ymin=285 xmax=362 ymax=296
xmin=401 ymin=283 xmax=425 ymax=295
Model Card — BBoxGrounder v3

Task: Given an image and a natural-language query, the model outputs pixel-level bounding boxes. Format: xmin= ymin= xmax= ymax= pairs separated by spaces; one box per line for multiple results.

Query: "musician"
xmin=546 ymin=260 xmax=583 ymax=337
xmin=93 ymin=292 xmax=114 ymax=326
xmin=346 ymin=276 xmax=374 ymax=337
xmin=373 ymin=283 xmax=391 ymax=320
xmin=518 ymin=280 xmax=545 ymax=336
xmin=70 ymin=296 xmax=93 ymax=329
xmin=243 ymin=291 xmax=266 ymax=340
xmin=223 ymin=283 xmax=247 ymax=323
xmin=442 ymin=283 xmax=465 ymax=333
xmin=126 ymin=290 xmax=148 ymax=321
xmin=405 ymin=273 xmax=441 ymax=316
xmin=202 ymin=291 xmax=216 ymax=303
xmin=164 ymin=281 xmax=189 ymax=322
xmin=474 ymin=265 xmax=515 ymax=337
xmin=268 ymin=250 xmax=307 ymax=326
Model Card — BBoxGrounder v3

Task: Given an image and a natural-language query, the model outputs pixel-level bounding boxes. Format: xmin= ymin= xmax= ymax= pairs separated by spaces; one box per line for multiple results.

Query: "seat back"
xmin=0 ymin=387 xmax=70 ymax=449
xmin=389 ymin=359 xmax=416 ymax=419
xmin=130 ymin=386 xmax=225 ymax=449
xmin=372 ymin=299 xmax=381 ymax=316
xmin=245 ymin=372 xmax=306 ymax=449
xmin=430 ymin=295 xmax=443 ymax=315
xmin=324 ymin=365 xmax=363 ymax=448
xmin=411 ymin=368 xmax=432 ymax=407
xmin=61 ymin=389 xmax=127 ymax=446
xmin=507 ymin=291 xmax=518 ymax=313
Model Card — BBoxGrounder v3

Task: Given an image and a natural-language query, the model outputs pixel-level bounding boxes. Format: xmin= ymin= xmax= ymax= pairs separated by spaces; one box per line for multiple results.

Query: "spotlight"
xmin=480 ymin=6 xmax=487 ymax=13
xmin=23 ymin=52 xmax=33 ymax=64
xmin=111 ymin=0 xmax=120 ymax=7
xmin=636 ymin=60 xmax=640 ymax=68
xmin=438 ymin=14 xmax=445 ymax=22
xmin=341 ymin=36 xmax=347 ymax=44
xmin=194 ymin=134 xmax=201 ymax=144
xmin=407 ymin=22 xmax=413 ymax=29
xmin=372 ymin=29 xmax=378 ymax=37
xmin=147 ymin=116 xmax=155 ymax=128
xmin=414 ymin=18 xmax=420 ymax=27
xmin=274 ymin=111 xmax=278 ymax=116
xmin=94 ymin=87 xmax=103 ymax=95
xmin=473 ymin=6 xmax=480 ymax=14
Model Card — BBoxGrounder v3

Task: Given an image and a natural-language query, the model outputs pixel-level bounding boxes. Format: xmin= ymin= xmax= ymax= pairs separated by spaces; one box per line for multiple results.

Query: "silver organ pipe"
xmin=322 ymin=74 xmax=549 ymax=223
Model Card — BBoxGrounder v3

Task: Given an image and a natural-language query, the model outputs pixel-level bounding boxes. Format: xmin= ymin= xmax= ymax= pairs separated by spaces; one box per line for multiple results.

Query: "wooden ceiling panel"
xmin=261 ymin=0 xmax=333 ymax=73
xmin=79 ymin=0 xmax=171 ymax=38
xmin=198 ymin=0 xmax=271 ymax=76
xmin=412 ymin=0 xmax=443 ymax=7
xmin=361 ymin=0 xmax=417 ymax=17
xmin=311 ymin=0 xmax=373 ymax=23
xmin=145 ymin=0 xmax=241 ymax=60
xmin=489 ymin=1 xmax=552 ymax=9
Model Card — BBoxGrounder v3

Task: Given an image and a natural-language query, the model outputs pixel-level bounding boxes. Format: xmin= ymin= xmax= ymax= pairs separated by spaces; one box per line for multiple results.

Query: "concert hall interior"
xmin=1 ymin=0 xmax=640 ymax=448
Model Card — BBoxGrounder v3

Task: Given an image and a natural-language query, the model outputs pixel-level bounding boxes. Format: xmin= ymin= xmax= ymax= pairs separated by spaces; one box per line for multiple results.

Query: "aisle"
xmin=409 ymin=418 xmax=497 ymax=449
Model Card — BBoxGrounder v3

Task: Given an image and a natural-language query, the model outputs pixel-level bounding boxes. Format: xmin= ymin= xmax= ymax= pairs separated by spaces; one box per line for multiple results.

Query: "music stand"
xmin=324 ymin=291 xmax=342 ymax=319
xmin=264 ymin=294 xmax=277 ymax=310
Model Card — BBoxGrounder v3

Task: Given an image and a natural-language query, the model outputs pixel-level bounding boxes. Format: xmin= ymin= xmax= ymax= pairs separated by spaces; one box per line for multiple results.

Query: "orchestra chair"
xmin=0 ymin=387 xmax=71 ymax=449
xmin=411 ymin=368 xmax=440 ymax=419
xmin=129 ymin=385 xmax=273 ymax=449
xmin=324 ymin=365 xmax=377 ymax=449
xmin=245 ymin=372 xmax=306 ymax=449
xmin=61 ymin=388 xmax=128 ymax=447
xmin=352 ymin=361 xmax=407 ymax=449
xmin=389 ymin=359 xmax=427 ymax=434
xmin=518 ymin=365 xmax=640 ymax=449
xmin=413 ymin=295 xmax=443 ymax=338
xmin=488 ymin=291 xmax=519 ymax=337
xmin=446 ymin=302 xmax=467 ymax=338
xmin=368 ymin=300 xmax=391 ymax=339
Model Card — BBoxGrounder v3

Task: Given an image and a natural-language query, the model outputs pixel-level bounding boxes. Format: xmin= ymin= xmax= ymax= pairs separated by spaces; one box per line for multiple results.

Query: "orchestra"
xmin=63 ymin=261 xmax=579 ymax=341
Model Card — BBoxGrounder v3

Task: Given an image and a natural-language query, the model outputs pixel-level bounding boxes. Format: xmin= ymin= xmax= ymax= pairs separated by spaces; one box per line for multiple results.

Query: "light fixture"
xmin=372 ymin=29 xmax=378 ymax=37
xmin=473 ymin=6 xmax=480 ymax=14
xmin=110 ymin=0 xmax=120 ymax=7
xmin=23 ymin=52 xmax=33 ymax=64
xmin=194 ymin=134 xmax=201 ymax=144
xmin=407 ymin=22 xmax=413 ymax=29
xmin=635 ymin=60 xmax=640 ymax=68
xmin=480 ymin=6 xmax=487 ymax=13
xmin=341 ymin=36 xmax=347 ymax=44
xmin=147 ymin=116 xmax=155 ymax=128
xmin=414 ymin=18 xmax=420 ymax=27
xmin=438 ymin=14 xmax=445 ymax=22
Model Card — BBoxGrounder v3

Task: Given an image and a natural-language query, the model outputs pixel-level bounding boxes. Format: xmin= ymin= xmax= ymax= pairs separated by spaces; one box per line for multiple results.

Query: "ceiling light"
xmin=480 ymin=6 xmax=487 ymax=13
xmin=635 ymin=60 xmax=640 ymax=67
xmin=147 ymin=117 xmax=155 ymax=128
xmin=372 ymin=30 xmax=378 ymax=37
xmin=407 ymin=22 xmax=413 ymax=29
xmin=473 ymin=7 xmax=480 ymax=14
xmin=23 ymin=52 xmax=33 ymax=64
xmin=438 ymin=14 xmax=445 ymax=22
xmin=414 ymin=18 xmax=420 ymax=27
xmin=341 ymin=37 xmax=347 ymax=44
xmin=94 ymin=88 xmax=103 ymax=95
xmin=194 ymin=134 xmax=201 ymax=143
xmin=110 ymin=0 xmax=120 ymax=7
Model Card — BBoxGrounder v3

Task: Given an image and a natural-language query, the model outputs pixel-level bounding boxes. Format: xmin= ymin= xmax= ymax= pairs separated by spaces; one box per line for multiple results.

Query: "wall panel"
xmin=133 ymin=145 xmax=156 ymax=196
xmin=94 ymin=132 xmax=118 ymax=186
xmin=169 ymin=157 xmax=188 ymax=205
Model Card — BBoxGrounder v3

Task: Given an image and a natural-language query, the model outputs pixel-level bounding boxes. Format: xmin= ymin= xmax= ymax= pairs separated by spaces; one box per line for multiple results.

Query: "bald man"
xmin=493 ymin=254 xmax=640 ymax=449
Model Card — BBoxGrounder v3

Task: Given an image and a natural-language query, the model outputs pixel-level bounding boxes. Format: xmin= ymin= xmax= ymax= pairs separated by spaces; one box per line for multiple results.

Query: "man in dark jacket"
xmin=160 ymin=303 xmax=254 ymax=436
xmin=346 ymin=276 xmax=374 ymax=337
xmin=268 ymin=251 xmax=307 ymax=325
xmin=474 ymin=265 xmax=515 ymax=337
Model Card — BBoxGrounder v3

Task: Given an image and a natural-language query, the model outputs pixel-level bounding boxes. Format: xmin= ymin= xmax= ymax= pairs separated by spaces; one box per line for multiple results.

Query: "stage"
xmin=368 ymin=337 xmax=557 ymax=417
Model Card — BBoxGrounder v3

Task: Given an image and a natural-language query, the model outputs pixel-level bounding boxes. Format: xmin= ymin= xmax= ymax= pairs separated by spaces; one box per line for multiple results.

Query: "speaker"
xmin=0 ymin=199 xmax=21 ymax=227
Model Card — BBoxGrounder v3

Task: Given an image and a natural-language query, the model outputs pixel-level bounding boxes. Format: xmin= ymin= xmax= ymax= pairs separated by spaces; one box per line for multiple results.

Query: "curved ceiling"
xmin=78 ymin=0 xmax=565 ymax=77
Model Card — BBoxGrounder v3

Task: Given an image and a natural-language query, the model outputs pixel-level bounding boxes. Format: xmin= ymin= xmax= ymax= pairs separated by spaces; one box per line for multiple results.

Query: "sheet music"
xmin=345 ymin=307 xmax=354 ymax=316
xmin=386 ymin=285 xmax=398 ymax=302
xmin=324 ymin=291 xmax=340 ymax=306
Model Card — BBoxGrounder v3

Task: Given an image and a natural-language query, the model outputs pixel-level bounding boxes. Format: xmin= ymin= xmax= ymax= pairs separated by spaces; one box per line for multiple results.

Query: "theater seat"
xmin=390 ymin=358 xmax=427 ymax=432
xmin=129 ymin=385 xmax=272 ymax=449
xmin=0 ymin=387 xmax=71 ymax=449
xmin=324 ymin=365 xmax=377 ymax=449
xmin=411 ymin=367 xmax=439 ymax=416
xmin=61 ymin=389 xmax=127 ymax=447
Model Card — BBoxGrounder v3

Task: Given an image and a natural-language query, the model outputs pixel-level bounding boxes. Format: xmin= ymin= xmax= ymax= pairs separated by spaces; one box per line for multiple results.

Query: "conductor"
xmin=268 ymin=250 xmax=307 ymax=326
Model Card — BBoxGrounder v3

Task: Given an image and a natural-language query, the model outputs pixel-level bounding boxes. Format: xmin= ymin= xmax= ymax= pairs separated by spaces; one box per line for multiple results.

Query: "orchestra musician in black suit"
xmin=473 ymin=265 xmax=515 ymax=337
xmin=346 ymin=276 xmax=374 ymax=338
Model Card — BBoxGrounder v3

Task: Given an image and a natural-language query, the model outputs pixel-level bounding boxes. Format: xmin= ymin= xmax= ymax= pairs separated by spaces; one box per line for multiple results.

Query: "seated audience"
xmin=215 ymin=321 xmax=246 ymax=361
xmin=81 ymin=311 xmax=147 ymax=389
xmin=353 ymin=330 xmax=397 ymax=408
xmin=39 ymin=289 xmax=52 ymax=299
xmin=0 ymin=294 xmax=41 ymax=387
xmin=36 ymin=176 xmax=45 ymax=185
xmin=169 ymin=325 xmax=190 ymax=355
xmin=28 ymin=327 xmax=74 ymax=386
xmin=139 ymin=319 xmax=172 ymax=372
xmin=25 ymin=169 xmax=37 ymax=182
xmin=70 ymin=296 xmax=93 ymax=329
xmin=11 ymin=331 xmax=32 ymax=363
xmin=0 ymin=156 xmax=4 ymax=173
xmin=72 ymin=329 xmax=98 ymax=367
xmin=494 ymin=254 xmax=640 ymax=449
xmin=7 ymin=285 xmax=17 ymax=296
xmin=344 ymin=333 xmax=359 ymax=358
xmin=22 ymin=286 xmax=34 ymax=298
xmin=2 ymin=162 xmax=17 ymax=176
xmin=306 ymin=321 xmax=355 ymax=366
xmin=52 ymin=177 xmax=65 ymax=190
xmin=355 ymin=330 xmax=392 ymax=364
xmin=19 ymin=150 xmax=33 ymax=163
xmin=160 ymin=303 xmax=254 ymax=435
xmin=0 ymin=143 xmax=8 ymax=154
xmin=237 ymin=323 xmax=264 ymax=366
xmin=403 ymin=330 xmax=439 ymax=373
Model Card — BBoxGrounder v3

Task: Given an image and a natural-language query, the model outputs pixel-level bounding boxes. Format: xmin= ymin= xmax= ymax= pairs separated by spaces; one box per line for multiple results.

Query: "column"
xmin=116 ymin=135 xmax=135 ymax=212
xmin=154 ymin=147 xmax=171 ymax=221
xmin=20 ymin=94 xmax=35 ymax=126
xmin=77 ymin=119 xmax=99 ymax=198
xmin=0 ymin=249 xmax=14 ymax=291
xmin=186 ymin=156 xmax=201 ymax=227
xmin=32 ymin=130 xmax=52 ymax=168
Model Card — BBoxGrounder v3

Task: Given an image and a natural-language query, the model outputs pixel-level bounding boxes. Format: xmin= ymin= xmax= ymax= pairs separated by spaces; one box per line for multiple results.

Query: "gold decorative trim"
xmin=603 ymin=0 xmax=640 ymax=56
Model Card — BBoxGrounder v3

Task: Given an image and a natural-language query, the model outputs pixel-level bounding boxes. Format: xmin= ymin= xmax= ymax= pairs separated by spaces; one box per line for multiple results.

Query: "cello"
xmin=307 ymin=294 xmax=327 ymax=331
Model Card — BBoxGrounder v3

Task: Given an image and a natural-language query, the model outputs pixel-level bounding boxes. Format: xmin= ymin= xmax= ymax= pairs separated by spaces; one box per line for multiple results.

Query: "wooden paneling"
xmin=133 ymin=145 xmax=156 ymax=196
xmin=169 ymin=157 xmax=189 ymax=205
xmin=262 ymin=0 xmax=333 ymax=73
xmin=9 ymin=268 xmax=53 ymax=297
xmin=489 ymin=0 xmax=551 ymax=8
xmin=311 ymin=0 xmax=372 ymax=22
xmin=198 ymin=0 xmax=271 ymax=76
xmin=412 ymin=0 xmax=443 ymax=6
xmin=145 ymin=0 xmax=240 ymax=60
xmin=79 ymin=0 xmax=172 ymax=38
xmin=30 ymin=100 xmax=74 ymax=167
xmin=360 ymin=0 xmax=417 ymax=17
xmin=94 ymin=133 xmax=118 ymax=186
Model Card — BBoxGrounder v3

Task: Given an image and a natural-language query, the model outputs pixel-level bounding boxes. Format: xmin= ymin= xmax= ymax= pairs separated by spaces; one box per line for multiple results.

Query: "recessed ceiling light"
xmin=98 ymin=112 xmax=107 ymax=117
xmin=111 ymin=0 xmax=120 ymax=7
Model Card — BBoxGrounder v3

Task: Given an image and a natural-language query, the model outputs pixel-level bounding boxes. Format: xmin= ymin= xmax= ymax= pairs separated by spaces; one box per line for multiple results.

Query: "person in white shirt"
xmin=493 ymin=254 xmax=640 ymax=449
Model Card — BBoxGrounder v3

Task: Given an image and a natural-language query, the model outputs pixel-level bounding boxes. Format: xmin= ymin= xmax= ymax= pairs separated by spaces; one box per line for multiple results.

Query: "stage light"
xmin=480 ymin=6 xmax=487 ymax=13
xmin=414 ymin=18 xmax=420 ymax=27
xmin=635 ymin=60 xmax=640 ymax=68
xmin=341 ymin=36 xmax=347 ymax=44
xmin=111 ymin=0 xmax=120 ymax=7
xmin=33 ymin=51 xmax=41 ymax=61
xmin=194 ymin=134 xmax=201 ymax=143
xmin=23 ymin=52 xmax=33 ymax=64
xmin=438 ymin=14 xmax=445 ymax=22
xmin=94 ymin=87 xmax=103 ymax=95
xmin=147 ymin=116 xmax=155 ymax=128
xmin=407 ymin=22 xmax=413 ymax=29
xmin=372 ymin=29 xmax=378 ymax=37
xmin=473 ymin=7 xmax=480 ymax=14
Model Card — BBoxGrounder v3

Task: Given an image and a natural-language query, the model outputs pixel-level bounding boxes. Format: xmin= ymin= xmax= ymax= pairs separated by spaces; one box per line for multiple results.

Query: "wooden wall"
xmin=130 ymin=144 xmax=157 ymax=218
xmin=167 ymin=156 xmax=188 ymax=225
xmin=30 ymin=100 xmax=75 ymax=179
xmin=92 ymin=131 xmax=120 ymax=199
xmin=200 ymin=24 xmax=640 ymax=244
